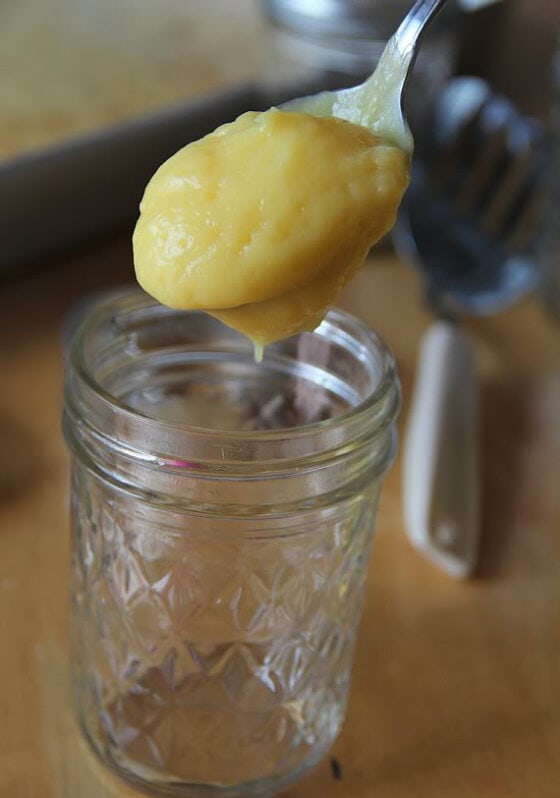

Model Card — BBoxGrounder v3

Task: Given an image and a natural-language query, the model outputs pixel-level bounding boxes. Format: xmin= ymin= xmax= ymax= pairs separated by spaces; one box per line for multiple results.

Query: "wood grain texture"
xmin=0 ymin=238 xmax=559 ymax=797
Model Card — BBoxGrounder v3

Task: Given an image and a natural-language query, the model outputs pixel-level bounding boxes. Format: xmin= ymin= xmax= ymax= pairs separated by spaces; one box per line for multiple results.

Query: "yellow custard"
xmin=133 ymin=107 xmax=409 ymax=346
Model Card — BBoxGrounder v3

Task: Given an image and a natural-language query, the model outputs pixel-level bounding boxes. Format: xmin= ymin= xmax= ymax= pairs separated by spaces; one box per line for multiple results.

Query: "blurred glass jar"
xmin=64 ymin=290 xmax=400 ymax=797
xmin=539 ymin=46 xmax=560 ymax=321
xmin=259 ymin=0 xmax=463 ymax=130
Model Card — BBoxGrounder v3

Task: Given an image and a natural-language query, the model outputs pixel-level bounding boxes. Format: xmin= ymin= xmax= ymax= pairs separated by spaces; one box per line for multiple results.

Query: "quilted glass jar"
xmin=63 ymin=289 xmax=400 ymax=797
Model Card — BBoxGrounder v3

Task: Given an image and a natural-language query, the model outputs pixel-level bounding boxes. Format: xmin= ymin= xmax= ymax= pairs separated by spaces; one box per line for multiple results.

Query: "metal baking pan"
xmin=0 ymin=83 xmax=311 ymax=274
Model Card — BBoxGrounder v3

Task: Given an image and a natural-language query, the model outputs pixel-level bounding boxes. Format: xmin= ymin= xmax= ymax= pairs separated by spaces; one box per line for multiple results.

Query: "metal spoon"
xmin=281 ymin=0 xmax=449 ymax=152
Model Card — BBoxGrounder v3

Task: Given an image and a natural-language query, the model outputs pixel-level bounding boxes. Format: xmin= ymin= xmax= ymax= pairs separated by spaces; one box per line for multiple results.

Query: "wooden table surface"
xmin=1 ymin=239 xmax=559 ymax=798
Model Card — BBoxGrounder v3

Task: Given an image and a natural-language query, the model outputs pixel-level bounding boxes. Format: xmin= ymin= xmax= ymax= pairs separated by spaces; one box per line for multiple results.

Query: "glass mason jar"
xmin=63 ymin=289 xmax=400 ymax=798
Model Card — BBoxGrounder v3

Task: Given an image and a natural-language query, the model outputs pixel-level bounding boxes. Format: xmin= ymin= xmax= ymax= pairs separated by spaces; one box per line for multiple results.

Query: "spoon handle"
xmin=393 ymin=0 xmax=449 ymax=97
xmin=403 ymin=320 xmax=480 ymax=579
xmin=339 ymin=0 xmax=449 ymax=150
xmin=281 ymin=0 xmax=449 ymax=151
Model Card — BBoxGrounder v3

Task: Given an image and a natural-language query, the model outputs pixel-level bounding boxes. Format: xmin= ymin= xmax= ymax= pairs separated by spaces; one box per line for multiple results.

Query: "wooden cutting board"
xmin=0 ymin=240 xmax=559 ymax=798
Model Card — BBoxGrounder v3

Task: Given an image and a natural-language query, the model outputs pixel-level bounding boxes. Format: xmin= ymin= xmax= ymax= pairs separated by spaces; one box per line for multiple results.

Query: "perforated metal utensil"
xmin=394 ymin=77 xmax=542 ymax=578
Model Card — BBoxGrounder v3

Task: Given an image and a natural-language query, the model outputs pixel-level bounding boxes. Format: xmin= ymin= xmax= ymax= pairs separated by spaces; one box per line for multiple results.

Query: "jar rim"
xmin=68 ymin=289 xmax=398 ymax=444
xmin=64 ymin=289 xmax=401 ymax=491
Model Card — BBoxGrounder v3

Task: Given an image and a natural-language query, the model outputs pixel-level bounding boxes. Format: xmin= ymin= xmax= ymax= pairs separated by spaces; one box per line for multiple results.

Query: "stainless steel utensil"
xmin=394 ymin=77 xmax=542 ymax=577
xmin=281 ymin=0 xmax=449 ymax=151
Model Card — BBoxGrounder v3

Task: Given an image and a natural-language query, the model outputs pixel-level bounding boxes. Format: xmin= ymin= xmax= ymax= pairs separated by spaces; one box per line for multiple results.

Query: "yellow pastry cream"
xmin=133 ymin=107 xmax=410 ymax=348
